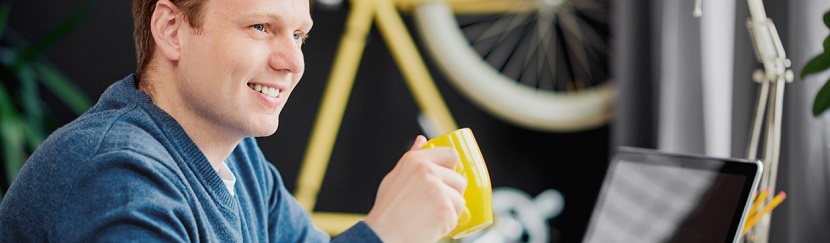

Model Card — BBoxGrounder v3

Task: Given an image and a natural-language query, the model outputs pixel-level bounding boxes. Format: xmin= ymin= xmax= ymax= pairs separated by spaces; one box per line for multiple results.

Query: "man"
xmin=0 ymin=0 xmax=467 ymax=242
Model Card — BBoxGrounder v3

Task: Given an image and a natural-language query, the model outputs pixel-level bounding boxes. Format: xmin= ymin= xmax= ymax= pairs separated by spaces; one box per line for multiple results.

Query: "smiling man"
xmin=0 ymin=0 xmax=466 ymax=242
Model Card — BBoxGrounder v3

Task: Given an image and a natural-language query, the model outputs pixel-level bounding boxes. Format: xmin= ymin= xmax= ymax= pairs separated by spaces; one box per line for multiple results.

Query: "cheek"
xmin=295 ymin=65 xmax=305 ymax=81
xmin=181 ymin=37 xmax=230 ymax=77
xmin=233 ymin=44 xmax=276 ymax=73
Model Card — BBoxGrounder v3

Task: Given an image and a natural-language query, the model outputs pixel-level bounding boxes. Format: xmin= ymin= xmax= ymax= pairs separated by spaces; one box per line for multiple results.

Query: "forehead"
xmin=204 ymin=0 xmax=312 ymax=23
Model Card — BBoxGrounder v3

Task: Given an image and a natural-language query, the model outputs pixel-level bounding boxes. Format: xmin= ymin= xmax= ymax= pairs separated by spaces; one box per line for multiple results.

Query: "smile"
xmin=248 ymin=83 xmax=281 ymax=98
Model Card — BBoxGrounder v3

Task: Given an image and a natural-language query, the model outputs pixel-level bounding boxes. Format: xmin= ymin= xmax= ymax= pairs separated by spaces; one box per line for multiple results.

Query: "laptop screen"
xmin=582 ymin=147 xmax=762 ymax=243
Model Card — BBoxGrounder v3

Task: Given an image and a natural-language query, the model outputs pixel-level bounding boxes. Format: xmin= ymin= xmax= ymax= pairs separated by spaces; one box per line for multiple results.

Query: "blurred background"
xmin=1 ymin=0 xmax=829 ymax=242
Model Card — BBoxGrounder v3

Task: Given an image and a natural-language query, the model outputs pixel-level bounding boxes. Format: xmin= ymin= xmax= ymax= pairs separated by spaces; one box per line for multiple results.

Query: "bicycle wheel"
xmin=411 ymin=0 xmax=613 ymax=132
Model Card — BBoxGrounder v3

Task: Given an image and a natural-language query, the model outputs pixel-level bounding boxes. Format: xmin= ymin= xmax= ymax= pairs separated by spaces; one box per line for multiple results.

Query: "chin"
xmin=251 ymin=123 xmax=279 ymax=138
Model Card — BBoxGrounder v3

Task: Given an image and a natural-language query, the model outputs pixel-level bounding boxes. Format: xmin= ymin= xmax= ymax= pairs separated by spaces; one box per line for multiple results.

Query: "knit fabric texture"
xmin=0 ymin=75 xmax=380 ymax=242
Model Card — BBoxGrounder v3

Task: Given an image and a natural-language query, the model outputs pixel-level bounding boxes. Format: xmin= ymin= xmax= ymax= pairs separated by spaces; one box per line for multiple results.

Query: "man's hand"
xmin=364 ymin=135 xmax=468 ymax=243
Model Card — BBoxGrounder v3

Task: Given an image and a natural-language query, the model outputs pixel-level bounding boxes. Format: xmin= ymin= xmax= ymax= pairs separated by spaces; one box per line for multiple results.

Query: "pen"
xmin=742 ymin=191 xmax=787 ymax=235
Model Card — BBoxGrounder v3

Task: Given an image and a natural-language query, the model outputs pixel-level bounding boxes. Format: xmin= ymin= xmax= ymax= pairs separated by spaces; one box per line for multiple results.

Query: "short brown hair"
xmin=132 ymin=0 xmax=206 ymax=83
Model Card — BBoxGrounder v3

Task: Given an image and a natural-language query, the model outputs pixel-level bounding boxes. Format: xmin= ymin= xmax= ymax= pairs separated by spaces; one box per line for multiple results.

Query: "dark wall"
xmin=7 ymin=1 xmax=610 ymax=242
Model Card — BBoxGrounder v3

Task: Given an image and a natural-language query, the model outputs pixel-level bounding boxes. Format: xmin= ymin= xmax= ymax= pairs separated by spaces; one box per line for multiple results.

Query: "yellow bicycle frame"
xmin=294 ymin=0 xmax=459 ymax=235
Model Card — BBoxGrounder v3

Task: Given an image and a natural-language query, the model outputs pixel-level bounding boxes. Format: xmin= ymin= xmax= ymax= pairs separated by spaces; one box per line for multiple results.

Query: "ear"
xmin=150 ymin=0 xmax=182 ymax=62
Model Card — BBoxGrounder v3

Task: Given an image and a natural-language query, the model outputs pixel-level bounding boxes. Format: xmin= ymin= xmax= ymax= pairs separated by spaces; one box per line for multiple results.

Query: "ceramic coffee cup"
xmin=421 ymin=128 xmax=493 ymax=239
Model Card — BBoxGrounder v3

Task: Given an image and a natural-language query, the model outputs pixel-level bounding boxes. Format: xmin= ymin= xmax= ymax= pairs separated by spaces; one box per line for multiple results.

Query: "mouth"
xmin=247 ymin=83 xmax=281 ymax=98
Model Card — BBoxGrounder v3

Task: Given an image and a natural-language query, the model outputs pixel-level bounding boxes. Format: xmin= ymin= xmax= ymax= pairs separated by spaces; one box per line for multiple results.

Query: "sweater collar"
xmin=105 ymin=74 xmax=238 ymax=208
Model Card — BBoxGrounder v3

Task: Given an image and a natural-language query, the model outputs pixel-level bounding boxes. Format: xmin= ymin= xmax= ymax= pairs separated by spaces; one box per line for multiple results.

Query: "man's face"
xmin=176 ymin=0 xmax=312 ymax=138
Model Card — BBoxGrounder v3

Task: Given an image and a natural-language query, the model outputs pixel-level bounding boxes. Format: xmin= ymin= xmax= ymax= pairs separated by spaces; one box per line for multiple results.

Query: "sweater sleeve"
xmin=332 ymin=221 xmax=384 ymax=242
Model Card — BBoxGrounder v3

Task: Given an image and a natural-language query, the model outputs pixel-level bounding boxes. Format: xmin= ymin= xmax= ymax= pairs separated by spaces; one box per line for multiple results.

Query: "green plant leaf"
xmin=18 ymin=65 xmax=46 ymax=151
xmin=1 ymin=80 xmax=26 ymax=196
xmin=18 ymin=64 xmax=46 ymax=143
xmin=813 ymin=76 xmax=830 ymax=117
xmin=21 ymin=118 xmax=43 ymax=152
xmin=0 ymin=2 xmax=10 ymax=38
xmin=801 ymin=52 xmax=830 ymax=79
xmin=825 ymin=33 xmax=830 ymax=53
xmin=8 ymin=2 xmax=93 ymax=71
xmin=0 ymin=81 xmax=16 ymax=119
xmin=34 ymin=63 xmax=91 ymax=114
xmin=1 ymin=116 xmax=24 ymax=191
xmin=0 ymin=0 xmax=98 ymax=199
xmin=824 ymin=10 xmax=830 ymax=28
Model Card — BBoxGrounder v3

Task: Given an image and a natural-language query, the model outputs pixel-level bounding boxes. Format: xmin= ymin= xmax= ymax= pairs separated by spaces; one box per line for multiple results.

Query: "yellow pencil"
xmin=742 ymin=191 xmax=787 ymax=235
xmin=747 ymin=188 xmax=770 ymax=219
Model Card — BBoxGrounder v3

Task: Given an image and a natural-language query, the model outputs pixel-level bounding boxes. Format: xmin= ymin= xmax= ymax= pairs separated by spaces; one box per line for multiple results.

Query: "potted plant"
xmin=0 ymin=2 xmax=93 ymax=200
xmin=801 ymin=10 xmax=830 ymax=116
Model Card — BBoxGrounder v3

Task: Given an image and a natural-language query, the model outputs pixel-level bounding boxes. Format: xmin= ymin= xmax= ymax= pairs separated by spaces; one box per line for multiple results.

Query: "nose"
xmin=268 ymin=36 xmax=304 ymax=75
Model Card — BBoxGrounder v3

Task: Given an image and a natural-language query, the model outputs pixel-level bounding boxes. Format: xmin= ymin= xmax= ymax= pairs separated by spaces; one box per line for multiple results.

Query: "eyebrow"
xmin=302 ymin=19 xmax=314 ymax=32
xmin=243 ymin=11 xmax=313 ymax=32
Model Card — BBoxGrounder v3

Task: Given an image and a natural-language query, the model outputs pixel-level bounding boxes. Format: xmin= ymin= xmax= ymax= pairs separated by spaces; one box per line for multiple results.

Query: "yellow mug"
xmin=421 ymin=128 xmax=493 ymax=239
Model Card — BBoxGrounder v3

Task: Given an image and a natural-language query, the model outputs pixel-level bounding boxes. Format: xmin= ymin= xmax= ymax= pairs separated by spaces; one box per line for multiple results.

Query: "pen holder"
xmin=421 ymin=128 xmax=493 ymax=239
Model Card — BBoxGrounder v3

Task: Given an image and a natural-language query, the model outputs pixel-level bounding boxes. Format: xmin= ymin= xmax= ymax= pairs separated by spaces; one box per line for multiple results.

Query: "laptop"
xmin=582 ymin=146 xmax=763 ymax=243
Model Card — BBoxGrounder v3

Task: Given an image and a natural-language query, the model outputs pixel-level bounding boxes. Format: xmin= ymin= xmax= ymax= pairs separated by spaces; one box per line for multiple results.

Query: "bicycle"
xmin=295 ymin=0 xmax=612 ymax=236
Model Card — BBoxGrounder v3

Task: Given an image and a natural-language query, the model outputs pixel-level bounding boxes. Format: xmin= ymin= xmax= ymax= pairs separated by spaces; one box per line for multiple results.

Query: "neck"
xmin=139 ymin=71 xmax=241 ymax=172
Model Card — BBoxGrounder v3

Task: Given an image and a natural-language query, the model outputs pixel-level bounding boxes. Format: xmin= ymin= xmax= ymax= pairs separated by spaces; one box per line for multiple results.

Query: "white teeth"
xmin=264 ymin=87 xmax=278 ymax=98
xmin=249 ymin=84 xmax=279 ymax=98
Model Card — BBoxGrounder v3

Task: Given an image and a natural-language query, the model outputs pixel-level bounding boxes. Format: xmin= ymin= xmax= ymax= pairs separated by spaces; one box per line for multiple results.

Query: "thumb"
xmin=409 ymin=135 xmax=428 ymax=151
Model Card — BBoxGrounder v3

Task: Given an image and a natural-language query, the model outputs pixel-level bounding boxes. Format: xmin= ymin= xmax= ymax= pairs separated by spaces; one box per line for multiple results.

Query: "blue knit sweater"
xmin=0 ymin=75 xmax=380 ymax=242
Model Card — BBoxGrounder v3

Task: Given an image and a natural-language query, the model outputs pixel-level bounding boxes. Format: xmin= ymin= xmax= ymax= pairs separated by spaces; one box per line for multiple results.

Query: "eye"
xmin=252 ymin=24 xmax=266 ymax=32
xmin=293 ymin=32 xmax=309 ymax=44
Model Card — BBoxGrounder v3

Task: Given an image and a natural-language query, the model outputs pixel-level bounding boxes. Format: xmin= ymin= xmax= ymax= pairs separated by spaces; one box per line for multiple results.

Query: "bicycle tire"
xmin=412 ymin=0 xmax=613 ymax=132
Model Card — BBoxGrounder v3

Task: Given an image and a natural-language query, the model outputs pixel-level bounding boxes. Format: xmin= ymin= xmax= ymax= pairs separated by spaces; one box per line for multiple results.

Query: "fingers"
xmin=404 ymin=138 xmax=464 ymax=192
xmin=409 ymin=135 xmax=428 ymax=151
xmin=443 ymin=171 xmax=467 ymax=222
xmin=408 ymin=147 xmax=459 ymax=171
xmin=407 ymin=135 xmax=459 ymax=170
xmin=436 ymin=162 xmax=467 ymax=195
xmin=448 ymin=184 xmax=467 ymax=219
xmin=409 ymin=149 xmax=468 ymax=211
xmin=365 ymin=138 xmax=470 ymax=242
xmin=437 ymin=169 xmax=468 ymax=234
